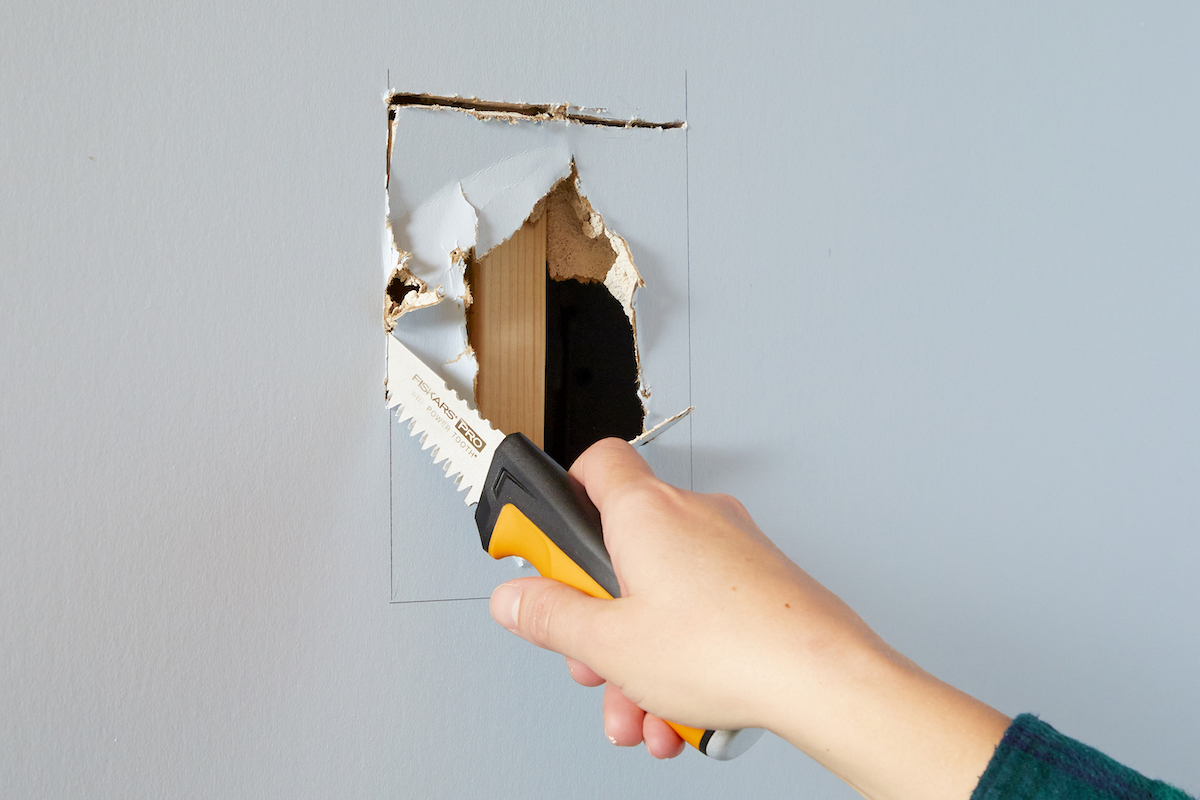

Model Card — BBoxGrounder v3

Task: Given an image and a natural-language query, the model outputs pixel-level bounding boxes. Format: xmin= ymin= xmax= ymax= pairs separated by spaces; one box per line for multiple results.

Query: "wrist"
xmin=767 ymin=634 xmax=1009 ymax=800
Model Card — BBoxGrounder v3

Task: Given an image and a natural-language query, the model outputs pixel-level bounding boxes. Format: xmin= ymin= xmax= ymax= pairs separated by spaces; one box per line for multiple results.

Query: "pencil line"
xmin=684 ymin=70 xmax=694 ymax=492
xmin=389 ymin=398 xmax=395 ymax=601
xmin=390 ymin=597 xmax=491 ymax=605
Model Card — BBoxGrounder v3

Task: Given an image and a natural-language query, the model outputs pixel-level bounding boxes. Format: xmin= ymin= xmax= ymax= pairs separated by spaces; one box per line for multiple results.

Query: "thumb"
xmin=490 ymin=577 xmax=612 ymax=665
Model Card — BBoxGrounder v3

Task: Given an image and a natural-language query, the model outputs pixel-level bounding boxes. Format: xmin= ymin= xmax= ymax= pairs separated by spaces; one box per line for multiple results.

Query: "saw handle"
xmin=474 ymin=433 xmax=762 ymax=761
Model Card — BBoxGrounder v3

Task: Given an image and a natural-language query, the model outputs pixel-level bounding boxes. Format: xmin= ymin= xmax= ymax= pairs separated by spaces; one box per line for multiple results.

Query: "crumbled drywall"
xmin=538 ymin=171 xmax=619 ymax=283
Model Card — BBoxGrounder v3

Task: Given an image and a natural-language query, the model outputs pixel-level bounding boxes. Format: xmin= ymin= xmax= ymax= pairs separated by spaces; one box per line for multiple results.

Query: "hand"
xmin=491 ymin=437 xmax=819 ymax=754
xmin=490 ymin=439 xmax=1010 ymax=800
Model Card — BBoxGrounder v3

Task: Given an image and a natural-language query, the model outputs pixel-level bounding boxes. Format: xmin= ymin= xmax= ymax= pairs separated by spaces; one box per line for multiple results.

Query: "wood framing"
xmin=467 ymin=215 xmax=548 ymax=448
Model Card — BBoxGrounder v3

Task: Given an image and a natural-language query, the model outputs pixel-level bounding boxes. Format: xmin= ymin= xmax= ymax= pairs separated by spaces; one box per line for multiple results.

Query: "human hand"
xmin=487 ymin=438 xmax=889 ymax=755
xmin=489 ymin=439 xmax=1009 ymax=800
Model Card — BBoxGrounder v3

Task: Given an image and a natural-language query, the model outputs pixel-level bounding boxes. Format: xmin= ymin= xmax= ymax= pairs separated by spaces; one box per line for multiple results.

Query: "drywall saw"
xmin=386 ymin=333 xmax=763 ymax=760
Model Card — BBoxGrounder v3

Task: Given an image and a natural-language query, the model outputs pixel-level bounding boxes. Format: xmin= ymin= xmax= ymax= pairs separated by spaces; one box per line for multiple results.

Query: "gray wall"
xmin=3 ymin=2 xmax=1197 ymax=797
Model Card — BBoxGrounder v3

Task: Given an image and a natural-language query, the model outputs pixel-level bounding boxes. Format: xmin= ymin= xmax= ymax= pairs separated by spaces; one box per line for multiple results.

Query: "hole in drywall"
xmin=386 ymin=268 xmax=419 ymax=311
xmin=465 ymin=167 xmax=645 ymax=467
xmin=383 ymin=262 xmax=438 ymax=333
xmin=544 ymin=276 xmax=642 ymax=466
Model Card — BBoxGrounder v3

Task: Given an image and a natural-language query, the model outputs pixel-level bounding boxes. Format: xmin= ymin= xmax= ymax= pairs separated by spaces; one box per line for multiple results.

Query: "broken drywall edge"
xmin=604 ymin=236 xmax=652 ymax=400
xmin=384 ymin=220 xmax=441 ymax=330
xmin=382 ymin=144 xmax=441 ymax=328
xmin=387 ymin=183 xmax=480 ymax=398
xmin=383 ymin=166 xmax=440 ymax=330
xmin=387 ymin=92 xmax=685 ymax=130
xmin=602 ymin=229 xmax=648 ymax=403
xmin=630 ymin=406 xmax=693 ymax=447
xmin=604 ymin=236 xmax=642 ymax=325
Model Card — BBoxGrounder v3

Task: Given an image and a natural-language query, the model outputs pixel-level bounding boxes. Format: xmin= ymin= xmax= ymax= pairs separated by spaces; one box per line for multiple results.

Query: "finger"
xmin=489 ymin=578 xmax=610 ymax=667
xmin=565 ymin=657 xmax=605 ymax=687
xmin=567 ymin=438 xmax=657 ymax=514
xmin=642 ymin=713 xmax=686 ymax=759
xmin=602 ymin=684 xmax=645 ymax=747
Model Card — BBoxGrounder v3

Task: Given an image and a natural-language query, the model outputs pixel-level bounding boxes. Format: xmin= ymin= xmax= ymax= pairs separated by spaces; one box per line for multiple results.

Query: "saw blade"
xmin=386 ymin=334 xmax=507 ymax=505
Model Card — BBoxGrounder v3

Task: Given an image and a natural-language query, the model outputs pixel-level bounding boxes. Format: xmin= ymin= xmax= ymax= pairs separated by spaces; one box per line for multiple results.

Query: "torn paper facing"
xmin=463 ymin=146 xmax=574 ymax=256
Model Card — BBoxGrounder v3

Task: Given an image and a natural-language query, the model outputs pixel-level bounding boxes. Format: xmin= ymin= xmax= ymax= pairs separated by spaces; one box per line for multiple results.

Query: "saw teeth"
xmin=386 ymin=335 xmax=510 ymax=506
xmin=393 ymin=399 xmax=470 ymax=479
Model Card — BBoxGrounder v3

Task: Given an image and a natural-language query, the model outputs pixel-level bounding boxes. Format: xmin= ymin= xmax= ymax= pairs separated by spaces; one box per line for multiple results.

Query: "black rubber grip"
xmin=475 ymin=433 xmax=620 ymax=599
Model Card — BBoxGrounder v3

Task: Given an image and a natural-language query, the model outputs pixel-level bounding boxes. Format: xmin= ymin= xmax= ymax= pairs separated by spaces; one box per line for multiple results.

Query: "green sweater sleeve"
xmin=971 ymin=714 xmax=1194 ymax=800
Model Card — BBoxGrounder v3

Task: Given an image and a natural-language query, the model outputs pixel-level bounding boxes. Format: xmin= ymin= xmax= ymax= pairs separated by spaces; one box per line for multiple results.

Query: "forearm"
xmin=767 ymin=634 xmax=1010 ymax=800
xmin=493 ymin=440 xmax=1189 ymax=799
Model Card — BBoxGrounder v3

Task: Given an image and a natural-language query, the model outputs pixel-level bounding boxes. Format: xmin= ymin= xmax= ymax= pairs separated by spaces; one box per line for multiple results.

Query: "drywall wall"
xmin=3 ymin=2 xmax=1199 ymax=798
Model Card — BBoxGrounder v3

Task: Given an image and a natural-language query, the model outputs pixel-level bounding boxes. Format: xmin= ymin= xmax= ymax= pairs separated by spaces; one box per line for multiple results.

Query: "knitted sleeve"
xmin=971 ymin=714 xmax=1194 ymax=800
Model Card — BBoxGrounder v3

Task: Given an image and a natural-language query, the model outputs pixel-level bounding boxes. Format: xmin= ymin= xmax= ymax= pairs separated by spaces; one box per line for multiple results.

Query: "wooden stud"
xmin=467 ymin=214 xmax=547 ymax=448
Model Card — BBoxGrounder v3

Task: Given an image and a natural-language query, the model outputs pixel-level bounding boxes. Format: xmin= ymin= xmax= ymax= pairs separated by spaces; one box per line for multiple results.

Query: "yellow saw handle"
xmin=474 ymin=433 xmax=763 ymax=760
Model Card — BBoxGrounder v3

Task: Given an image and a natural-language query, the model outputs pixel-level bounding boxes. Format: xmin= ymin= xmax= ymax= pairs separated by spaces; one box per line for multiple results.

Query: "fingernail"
xmin=491 ymin=582 xmax=522 ymax=632
xmin=607 ymin=734 xmax=617 ymax=745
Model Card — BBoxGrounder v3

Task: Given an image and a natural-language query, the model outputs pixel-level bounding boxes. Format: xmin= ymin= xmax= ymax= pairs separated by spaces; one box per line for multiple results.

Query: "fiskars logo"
xmin=456 ymin=418 xmax=485 ymax=452
xmin=413 ymin=374 xmax=457 ymax=421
